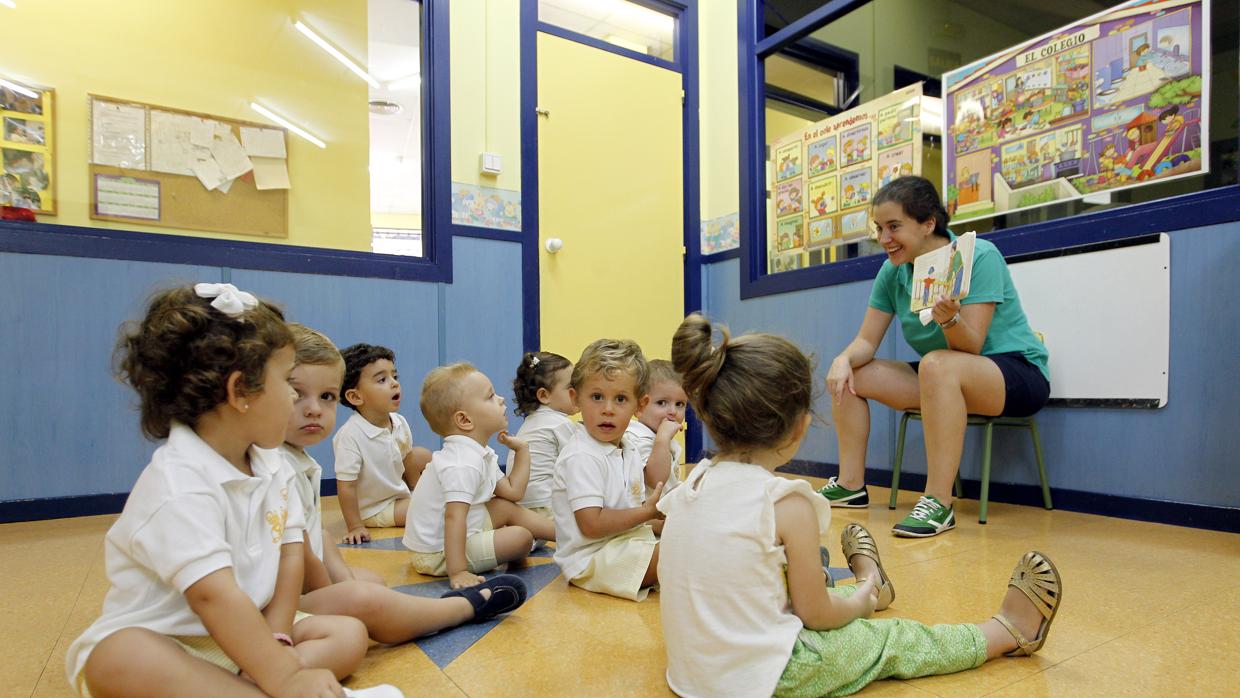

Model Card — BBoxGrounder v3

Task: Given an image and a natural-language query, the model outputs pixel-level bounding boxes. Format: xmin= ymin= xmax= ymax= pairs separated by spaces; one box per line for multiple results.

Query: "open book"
xmin=910 ymin=232 xmax=976 ymax=313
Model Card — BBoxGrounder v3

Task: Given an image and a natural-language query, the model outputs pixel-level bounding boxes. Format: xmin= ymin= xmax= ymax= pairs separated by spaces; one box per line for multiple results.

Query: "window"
xmin=369 ymin=0 xmax=425 ymax=257
xmin=740 ymin=0 xmax=1239 ymax=297
xmin=539 ymin=0 xmax=677 ymax=63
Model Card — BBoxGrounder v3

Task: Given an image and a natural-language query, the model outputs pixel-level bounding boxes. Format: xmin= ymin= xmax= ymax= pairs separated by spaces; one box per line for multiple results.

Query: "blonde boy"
xmin=404 ymin=363 xmax=557 ymax=589
xmin=623 ymin=359 xmax=686 ymax=491
xmin=551 ymin=339 xmax=666 ymax=601
xmin=333 ymin=343 xmax=432 ymax=544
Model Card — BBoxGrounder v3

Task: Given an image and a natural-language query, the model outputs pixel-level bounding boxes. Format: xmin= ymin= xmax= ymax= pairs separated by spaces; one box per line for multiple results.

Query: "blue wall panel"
xmin=0 ymin=254 xmax=222 ymax=500
xmin=703 ymin=223 xmax=1240 ymax=509
xmin=0 ymin=237 xmax=523 ymax=505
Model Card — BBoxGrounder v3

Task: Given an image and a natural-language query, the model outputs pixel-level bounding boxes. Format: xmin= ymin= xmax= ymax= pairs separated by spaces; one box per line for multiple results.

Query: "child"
xmin=334 ymin=343 xmax=432 ymax=544
xmin=551 ymin=339 xmax=666 ymax=601
xmin=623 ymin=358 xmax=685 ymax=493
xmin=658 ymin=314 xmax=1064 ymax=697
xmin=506 ymin=351 xmax=578 ymax=519
xmin=404 ymin=363 xmax=556 ymax=589
xmin=283 ymin=326 xmax=530 ymax=639
xmin=65 ymin=284 xmax=370 ymax=697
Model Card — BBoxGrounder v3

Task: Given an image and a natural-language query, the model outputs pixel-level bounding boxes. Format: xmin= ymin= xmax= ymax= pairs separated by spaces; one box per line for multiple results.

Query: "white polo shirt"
xmin=551 ymin=428 xmax=648 ymax=581
xmin=505 ymin=406 xmax=578 ymax=509
xmin=403 ymin=435 xmax=502 ymax=553
xmin=622 ymin=420 xmax=682 ymax=490
xmin=66 ymin=423 xmax=305 ymax=686
xmin=332 ymin=411 xmax=414 ymax=519
xmin=280 ymin=444 xmax=324 ymax=560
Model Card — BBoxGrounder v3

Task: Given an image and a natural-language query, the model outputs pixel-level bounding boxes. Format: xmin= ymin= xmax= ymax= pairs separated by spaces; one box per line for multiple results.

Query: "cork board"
xmin=88 ymin=95 xmax=288 ymax=239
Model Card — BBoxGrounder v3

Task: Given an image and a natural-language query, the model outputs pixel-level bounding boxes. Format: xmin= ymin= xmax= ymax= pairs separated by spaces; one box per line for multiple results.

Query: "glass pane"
xmin=760 ymin=0 xmax=1237 ymax=275
xmin=766 ymin=53 xmax=839 ymax=108
xmin=764 ymin=0 xmax=833 ymax=37
xmin=368 ymin=0 xmax=423 ymax=256
xmin=540 ymin=0 xmax=676 ymax=62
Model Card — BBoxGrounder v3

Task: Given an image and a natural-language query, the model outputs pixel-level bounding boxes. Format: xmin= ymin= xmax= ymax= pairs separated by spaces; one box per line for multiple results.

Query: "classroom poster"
xmin=943 ymin=0 xmax=1209 ymax=223
xmin=0 ymin=80 xmax=54 ymax=214
xmin=767 ymin=83 xmax=923 ymax=274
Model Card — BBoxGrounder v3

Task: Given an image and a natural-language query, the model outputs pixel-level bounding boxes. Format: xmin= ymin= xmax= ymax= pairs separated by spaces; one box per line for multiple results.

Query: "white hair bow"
xmin=194 ymin=282 xmax=258 ymax=318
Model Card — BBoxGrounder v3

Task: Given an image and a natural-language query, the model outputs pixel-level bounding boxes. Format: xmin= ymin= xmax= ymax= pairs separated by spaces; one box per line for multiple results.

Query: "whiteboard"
xmin=1007 ymin=234 xmax=1169 ymax=407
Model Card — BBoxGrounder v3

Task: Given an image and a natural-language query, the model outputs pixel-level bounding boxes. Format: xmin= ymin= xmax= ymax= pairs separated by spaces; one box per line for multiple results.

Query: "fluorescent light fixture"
xmin=250 ymin=102 xmax=326 ymax=148
xmin=386 ymin=73 xmax=421 ymax=91
xmin=293 ymin=20 xmax=380 ymax=88
xmin=0 ymin=0 xmax=16 ymax=9
xmin=0 ymin=78 xmax=38 ymax=98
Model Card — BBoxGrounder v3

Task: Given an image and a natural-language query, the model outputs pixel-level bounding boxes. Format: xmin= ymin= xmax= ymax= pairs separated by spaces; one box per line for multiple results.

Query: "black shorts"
xmin=907 ymin=351 xmax=1050 ymax=418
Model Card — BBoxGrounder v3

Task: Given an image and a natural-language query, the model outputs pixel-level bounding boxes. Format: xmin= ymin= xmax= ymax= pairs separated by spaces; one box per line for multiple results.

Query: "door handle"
xmin=535 ymin=107 xmax=550 ymax=118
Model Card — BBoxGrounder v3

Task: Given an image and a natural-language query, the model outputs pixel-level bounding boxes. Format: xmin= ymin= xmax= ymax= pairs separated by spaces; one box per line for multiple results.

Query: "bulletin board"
xmin=1 ymin=80 xmax=55 ymax=215
xmin=88 ymin=95 xmax=289 ymax=239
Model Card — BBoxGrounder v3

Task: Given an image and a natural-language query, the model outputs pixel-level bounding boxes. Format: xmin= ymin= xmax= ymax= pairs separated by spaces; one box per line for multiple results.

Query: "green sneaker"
xmin=817 ymin=477 xmax=869 ymax=508
xmin=892 ymin=495 xmax=956 ymax=537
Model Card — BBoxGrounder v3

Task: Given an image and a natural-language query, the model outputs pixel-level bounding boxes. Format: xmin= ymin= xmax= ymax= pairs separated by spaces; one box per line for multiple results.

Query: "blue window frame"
xmin=738 ymin=0 xmax=1240 ymax=300
xmin=1 ymin=0 xmax=457 ymax=284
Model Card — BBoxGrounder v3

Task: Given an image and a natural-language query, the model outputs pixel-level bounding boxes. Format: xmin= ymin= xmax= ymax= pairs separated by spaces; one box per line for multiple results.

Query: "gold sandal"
xmin=841 ymin=523 xmax=895 ymax=611
xmin=993 ymin=550 xmax=1063 ymax=656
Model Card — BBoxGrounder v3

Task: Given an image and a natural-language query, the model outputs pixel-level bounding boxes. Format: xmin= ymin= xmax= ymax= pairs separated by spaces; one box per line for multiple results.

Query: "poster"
xmin=0 ymin=79 xmax=55 ymax=214
xmin=767 ymin=83 xmax=924 ymax=273
xmin=943 ymin=0 xmax=1209 ymax=223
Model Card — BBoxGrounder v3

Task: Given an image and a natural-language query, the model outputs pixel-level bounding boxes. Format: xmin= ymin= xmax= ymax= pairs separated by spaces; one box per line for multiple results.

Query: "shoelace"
xmin=908 ymin=496 xmax=941 ymax=521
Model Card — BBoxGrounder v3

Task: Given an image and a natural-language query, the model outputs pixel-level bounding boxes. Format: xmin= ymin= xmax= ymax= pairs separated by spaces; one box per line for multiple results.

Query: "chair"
xmin=888 ymin=411 xmax=1052 ymax=524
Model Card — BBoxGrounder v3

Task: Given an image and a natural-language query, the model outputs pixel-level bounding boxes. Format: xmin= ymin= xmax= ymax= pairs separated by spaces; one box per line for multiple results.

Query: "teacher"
xmin=821 ymin=176 xmax=1049 ymax=538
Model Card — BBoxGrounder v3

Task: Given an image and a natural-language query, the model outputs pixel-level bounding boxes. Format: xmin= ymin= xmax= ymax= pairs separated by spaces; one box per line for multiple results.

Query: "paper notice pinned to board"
xmin=251 ymin=156 xmax=290 ymax=190
xmin=150 ymin=110 xmax=196 ymax=176
xmin=92 ymin=100 xmax=147 ymax=169
xmin=240 ymin=127 xmax=287 ymax=158
xmin=192 ymin=157 xmax=225 ymax=190
xmin=211 ymin=133 xmax=253 ymax=180
xmin=95 ymin=174 xmax=160 ymax=220
xmin=190 ymin=118 xmax=215 ymax=148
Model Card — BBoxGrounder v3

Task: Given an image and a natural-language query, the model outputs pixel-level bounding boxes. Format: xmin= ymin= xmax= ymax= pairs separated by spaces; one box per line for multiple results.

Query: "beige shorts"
xmin=362 ymin=499 xmax=399 ymax=528
xmin=570 ymin=524 xmax=658 ymax=601
xmin=76 ymin=612 xmax=312 ymax=696
xmin=410 ymin=512 xmax=499 ymax=576
xmin=526 ymin=505 xmax=554 ymax=521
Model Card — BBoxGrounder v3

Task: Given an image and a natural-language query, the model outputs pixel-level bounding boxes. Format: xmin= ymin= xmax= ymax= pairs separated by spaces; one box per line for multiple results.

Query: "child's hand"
xmin=450 ymin=570 xmax=485 ymax=589
xmin=655 ymin=418 xmax=682 ymax=442
xmin=274 ymin=667 xmax=345 ymax=698
xmin=644 ymin=481 xmax=665 ymax=518
xmin=854 ymin=576 xmax=880 ymax=619
xmin=341 ymin=526 xmax=370 ymax=545
xmin=497 ymin=430 xmax=528 ymax=452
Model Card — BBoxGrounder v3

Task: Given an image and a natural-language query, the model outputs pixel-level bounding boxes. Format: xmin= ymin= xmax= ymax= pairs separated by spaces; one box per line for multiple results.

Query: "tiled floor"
xmin=7 ymin=475 xmax=1239 ymax=697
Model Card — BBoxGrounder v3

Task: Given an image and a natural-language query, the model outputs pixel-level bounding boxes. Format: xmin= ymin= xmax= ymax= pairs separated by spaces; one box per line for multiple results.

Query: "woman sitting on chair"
xmin=821 ymin=176 xmax=1049 ymax=538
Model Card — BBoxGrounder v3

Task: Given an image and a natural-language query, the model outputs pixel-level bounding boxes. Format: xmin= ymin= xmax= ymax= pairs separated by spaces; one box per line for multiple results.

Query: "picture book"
xmin=910 ymin=232 xmax=976 ymax=313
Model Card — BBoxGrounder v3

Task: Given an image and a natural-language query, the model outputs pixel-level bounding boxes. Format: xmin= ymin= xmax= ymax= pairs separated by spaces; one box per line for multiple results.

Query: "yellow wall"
xmin=450 ymin=0 xmax=521 ymax=192
xmin=698 ymin=2 xmax=740 ymax=223
xmin=3 ymin=0 xmax=372 ymax=250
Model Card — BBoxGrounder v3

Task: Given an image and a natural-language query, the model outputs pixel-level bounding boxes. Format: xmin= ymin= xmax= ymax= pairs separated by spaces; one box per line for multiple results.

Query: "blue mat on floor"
xmin=393 ymin=563 xmax=562 ymax=668
xmin=342 ymin=538 xmax=556 ymax=557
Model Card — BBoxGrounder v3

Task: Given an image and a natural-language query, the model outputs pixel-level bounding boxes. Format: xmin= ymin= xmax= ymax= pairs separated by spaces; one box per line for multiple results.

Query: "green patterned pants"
xmin=774 ymin=585 xmax=987 ymax=697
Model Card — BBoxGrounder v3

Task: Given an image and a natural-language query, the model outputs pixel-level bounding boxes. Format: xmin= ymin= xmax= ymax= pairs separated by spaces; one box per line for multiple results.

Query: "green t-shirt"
xmin=868 ymin=232 xmax=1050 ymax=381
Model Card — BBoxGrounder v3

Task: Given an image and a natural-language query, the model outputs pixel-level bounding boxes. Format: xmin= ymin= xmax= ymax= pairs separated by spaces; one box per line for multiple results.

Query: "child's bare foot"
xmin=997 ymin=583 xmax=1044 ymax=649
xmin=847 ymin=549 xmax=880 ymax=581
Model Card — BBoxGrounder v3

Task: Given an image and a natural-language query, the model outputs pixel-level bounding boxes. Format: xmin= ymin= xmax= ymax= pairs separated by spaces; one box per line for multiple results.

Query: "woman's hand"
xmin=932 ymin=297 xmax=962 ymax=326
xmin=826 ymin=355 xmax=856 ymax=403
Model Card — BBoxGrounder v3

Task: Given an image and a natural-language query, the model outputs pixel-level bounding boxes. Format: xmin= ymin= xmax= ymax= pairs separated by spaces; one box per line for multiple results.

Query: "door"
xmin=536 ymin=32 xmax=684 ymax=364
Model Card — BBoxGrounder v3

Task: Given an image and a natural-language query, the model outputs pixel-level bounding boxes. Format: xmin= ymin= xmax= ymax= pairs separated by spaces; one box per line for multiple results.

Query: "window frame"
xmin=737 ymin=0 xmax=1240 ymax=300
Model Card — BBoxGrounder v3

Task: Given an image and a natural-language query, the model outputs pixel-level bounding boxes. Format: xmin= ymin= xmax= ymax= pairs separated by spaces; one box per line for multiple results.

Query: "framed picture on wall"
xmin=0 ymin=78 xmax=55 ymax=215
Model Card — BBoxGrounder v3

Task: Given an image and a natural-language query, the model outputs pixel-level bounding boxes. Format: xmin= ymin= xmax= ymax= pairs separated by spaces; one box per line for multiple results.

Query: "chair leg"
xmin=978 ymin=420 xmax=994 ymax=524
xmin=890 ymin=412 xmax=910 ymax=510
xmin=954 ymin=472 xmax=963 ymax=499
xmin=1030 ymin=418 xmax=1053 ymax=510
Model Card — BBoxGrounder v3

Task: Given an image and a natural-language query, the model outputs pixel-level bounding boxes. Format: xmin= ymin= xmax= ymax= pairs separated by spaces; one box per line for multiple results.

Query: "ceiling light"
xmin=293 ymin=20 xmax=380 ymax=88
xmin=250 ymin=103 xmax=326 ymax=148
xmin=0 ymin=0 xmax=16 ymax=9
xmin=0 ymin=78 xmax=38 ymax=98
xmin=368 ymin=100 xmax=403 ymax=116
xmin=386 ymin=74 xmax=421 ymax=91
